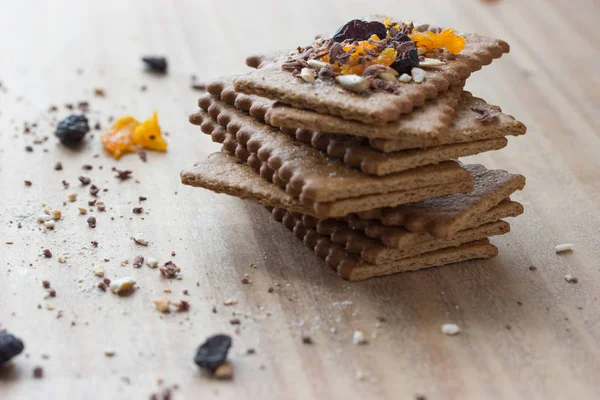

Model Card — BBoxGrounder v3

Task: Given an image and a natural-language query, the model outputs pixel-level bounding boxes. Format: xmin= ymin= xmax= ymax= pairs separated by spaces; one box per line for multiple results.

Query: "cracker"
xmin=351 ymin=164 xmax=526 ymax=238
xmin=235 ymin=30 xmax=509 ymax=125
xmin=181 ymin=152 xmax=472 ymax=219
xmin=273 ymin=208 xmax=509 ymax=264
xmin=274 ymin=210 xmax=498 ymax=281
xmin=191 ymin=101 xmax=473 ymax=204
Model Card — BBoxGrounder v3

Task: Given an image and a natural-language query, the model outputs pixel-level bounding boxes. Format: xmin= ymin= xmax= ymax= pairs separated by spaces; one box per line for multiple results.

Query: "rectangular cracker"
xmin=192 ymin=100 xmax=473 ymax=203
xmin=273 ymin=209 xmax=498 ymax=281
xmin=181 ymin=152 xmax=472 ymax=219
xmin=350 ymin=164 xmax=526 ymax=238
xmin=207 ymin=77 xmax=462 ymax=142
xmin=272 ymin=207 xmax=509 ymax=265
xmin=234 ymin=28 xmax=510 ymax=125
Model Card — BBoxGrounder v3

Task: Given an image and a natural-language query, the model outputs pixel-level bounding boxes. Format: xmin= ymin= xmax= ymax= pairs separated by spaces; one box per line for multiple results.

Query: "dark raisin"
xmin=333 ymin=20 xmax=387 ymax=43
xmin=194 ymin=334 xmax=232 ymax=372
xmin=0 ymin=332 xmax=25 ymax=366
xmin=87 ymin=217 xmax=96 ymax=228
xmin=142 ymin=57 xmax=168 ymax=74
xmin=132 ymin=255 xmax=144 ymax=268
xmin=55 ymin=115 xmax=89 ymax=145
xmin=392 ymin=32 xmax=412 ymax=43
xmin=390 ymin=49 xmax=420 ymax=75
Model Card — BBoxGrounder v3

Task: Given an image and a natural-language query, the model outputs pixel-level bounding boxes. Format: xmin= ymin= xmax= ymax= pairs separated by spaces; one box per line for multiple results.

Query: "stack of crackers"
xmin=181 ymin=17 xmax=526 ymax=281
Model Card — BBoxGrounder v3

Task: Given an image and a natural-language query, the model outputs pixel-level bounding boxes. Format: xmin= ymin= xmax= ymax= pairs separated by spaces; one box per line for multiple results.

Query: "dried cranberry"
xmin=332 ymin=20 xmax=387 ymax=43
xmin=55 ymin=115 xmax=89 ymax=145
xmin=0 ymin=332 xmax=25 ymax=366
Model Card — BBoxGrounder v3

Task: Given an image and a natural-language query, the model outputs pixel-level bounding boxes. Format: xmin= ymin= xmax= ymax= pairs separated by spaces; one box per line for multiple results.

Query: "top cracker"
xmin=234 ymin=18 xmax=509 ymax=125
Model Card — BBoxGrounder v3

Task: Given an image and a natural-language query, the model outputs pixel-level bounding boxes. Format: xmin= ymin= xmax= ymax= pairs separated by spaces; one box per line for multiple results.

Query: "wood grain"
xmin=1 ymin=0 xmax=599 ymax=399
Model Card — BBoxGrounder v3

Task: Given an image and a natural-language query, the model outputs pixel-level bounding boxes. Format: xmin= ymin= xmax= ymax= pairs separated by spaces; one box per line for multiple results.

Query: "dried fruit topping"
xmin=55 ymin=115 xmax=89 ymax=145
xmin=194 ymin=334 xmax=232 ymax=373
xmin=0 ymin=332 xmax=25 ymax=365
xmin=409 ymin=28 xmax=466 ymax=54
xmin=132 ymin=111 xmax=167 ymax=152
xmin=323 ymin=37 xmax=397 ymax=76
xmin=142 ymin=56 xmax=168 ymax=74
xmin=101 ymin=116 xmax=139 ymax=159
xmin=101 ymin=112 xmax=167 ymax=159
xmin=332 ymin=19 xmax=387 ymax=43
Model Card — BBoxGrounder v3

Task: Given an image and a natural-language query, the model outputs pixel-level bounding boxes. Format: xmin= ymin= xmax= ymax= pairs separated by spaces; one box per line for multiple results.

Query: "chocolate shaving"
xmin=318 ymin=64 xmax=336 ymax=81
xmin=281 ymin=58 xmax=308 ymax=73
xmin=362 ymin=64 xmax=389 ymax=78
xmin=329 ymin=42 xmax=343 ymax=65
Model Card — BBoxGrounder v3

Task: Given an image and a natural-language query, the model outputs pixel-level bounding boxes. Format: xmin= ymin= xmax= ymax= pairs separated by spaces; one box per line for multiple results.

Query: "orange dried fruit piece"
xmin=132 ymin=111 xmax=167 ymax=152
xmin=409 ymin=28 xmax=466 ymax=55
xmin=337 ymin=38 xmax=398 ymax=75
xmin=101 ymin=116 xmax=139 ymax=159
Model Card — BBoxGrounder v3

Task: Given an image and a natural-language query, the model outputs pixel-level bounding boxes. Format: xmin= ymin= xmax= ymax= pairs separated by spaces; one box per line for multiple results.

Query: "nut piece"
xmin=132 ymin=234 xmax=149 ymax=246
xmin=564 ymin=274 xmax=578 ymax=284
xmin=110 ymin=277 xmax=136 ymax=294
xmin=300 ymin=68 xmax=316 ymax=84
xmin=146 ymin=257 xmax=159 ymax=268
xmin=307 ymin=60 xmax=329 ymax=71
xmin=398 ymin=73 xmax=412 ymax=83
xmin=50 ymin=209 xmax=62 ymax=221
xmin=213 ymin=361 xmax=234 ymax=380
xmin=92 ymin=265 xmax=105 ymax=277
xmin=78 ymin=207 xmax=87 ymax=215
xmin=377 ymin=72 xmax=397 ymax=82
xmin=419 ymin=58 xmax=445 ymax=67
xmin=441 ymin=323 xmax=461 ymax=336
xmin=153 ymin=298 xmax=171 ymax=312
xmin=352 ymin=330 xmax=368 ymax=345
xmin=411 ymin=67 xmax=426 ymax=83
xmin=336 ymin=75 xmax=369 ymax=93
xmin=44 ymin=220 xmax=55 ymax=229
xmin=555 ymin=243 xmax=573 ymax=253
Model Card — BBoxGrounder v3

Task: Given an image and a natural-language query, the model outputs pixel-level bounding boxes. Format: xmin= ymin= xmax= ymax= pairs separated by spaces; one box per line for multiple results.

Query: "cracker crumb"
xmin=67 ymin=193 xmax=77 ymax=202
xmin=132 ymin=234 xmax=149 ymax=246
xmin=57 ymin=256 xmax=66 ymax=263
xmin=213 ymin=361 xmax=234 ymax=380
xmin=44 ymin=220 xmax=55 ymax=229
xmin=353 ymin=330 xmax=368 ymax=345
xmin=110 ymin=277 xmax=136 ymax=294
xmin=564 ymin=274 xmax=578 ymax=284
xmin=146 ymin=257 xmax=159 ymax=268
xmin=78 ymin=207 xmax=87 ymax=215
xmin=50 ymin=209 xmax=62 ymax=221
xmin=223 ymin=299 xmax=237 ymax=306
xmin=441 ymin=323 xmax=461 ymax=336
xmin=555 ymin=244 xmax=573 ymax=253
xmin=153 ymin=298 xmax=171 ymax=312
xmin=92 ymin=265 xmax=105 ymax=277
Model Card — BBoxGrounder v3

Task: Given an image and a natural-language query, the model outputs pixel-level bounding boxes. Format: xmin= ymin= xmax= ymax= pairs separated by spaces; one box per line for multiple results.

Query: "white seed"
xmin=132 ymin=234 xmax=149 ymax=246
xmin=555 ymin=243 xmax=573 ymax=253
xmin=110 ymin=277 xmax=136 ymax=294
xmin=92 ymin=265 xmax=105 ymax=277
xmin=36 ymin=213 xmax=52 ymax=223
xmin=50 ymin=209 xmax=62 ymax=221
xmin=336 ymin=74 xmax=369 ymax=93
xmin=44 ymin=220 xmax=55 ymax=229
xmin=564 ymin=274 xmax=578 ymax=284
xmin=224 ymin=298 xmax=237 ymax=306
xmin=386 ymin=67 xmax=399 ymax=77
xmin=153 ymin=298 xmax=171 ymax=312
xmin=441 ymin=323 xmax=461 ymax=336
xmin=78 ymin=207 xmax=87 ymax=215
xmin=411 ymin=67 xmax=426 ymax=83
xmin=352 ymin=330 xmax=368 ymax=345
xmin=307 ymin=60 xmax=329 ymax=71
xmin=377 ymin=72 xmax=397 ymax=82
xmin=417 ymin=47 xmax=428 ymax=56
xmin=57 ymin=256 xmax=66 ymax=263
xmin=398 ymin=73 xmax=412 ymax=83
xmin=300 ymin=68 xmax=316 ymax=84
xmin=214 ymin=361 xmax=234 ymax=380
xmin=67 ymin=193 xmax=77 ymax=202
xmin=146 ymin=257 xmax=159 ymax=268
xmin=419 ymin=58 xmax=446 ymax=67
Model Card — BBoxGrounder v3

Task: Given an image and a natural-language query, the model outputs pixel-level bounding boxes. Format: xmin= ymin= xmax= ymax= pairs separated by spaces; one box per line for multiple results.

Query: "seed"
xmin=44 ymin=220 xmax=55 ymax=229
xmin=92 ymin=265 xmax=105 ymax=277
xmin=307 ymin=60 xmax=329 ymax=71
xmin=78 ymin=207 xmax=87 ymax=215
xmin=419 ymin=58 xmax=446 ymax=67
xmin=223 ymin=298 xmax=236 ymax=306
xmin=398 ymin=73 xmax=412 ymax=83
xmin=377 ymin=72 xmax=397 ymax=82
xmin=353 ymin=330 xmax=368 ymax=345
xmin=336 ymin=74 xmax=369 ymax=93
xmin=132 ymin=234 xmax=149 ymax=246
xmin=555 ymin=243 xmax=573 ymax=253
xmin=36 ymin=213 xmax=52 ymax=223
xmin=109 ymin=277 xmax=136 ymax=294
xmin=300 ymin=68 xmax=316 ymax=84
xmin=441 ymin=323 xmax=461 ymax=336
xmin=417 ymin=47 xmax=428 ymax=56
xmin=564 ymin=274 xmax=578 ymax=284
xmin=146 ymin=257 xmax=159 ymax=268
xmin=411 ymin=67 xmax=426 ymax=83
xmin=57 ymin=256 xmax=66 ymax=263
xmin=213 ymin=361 xmax=234 ymax=380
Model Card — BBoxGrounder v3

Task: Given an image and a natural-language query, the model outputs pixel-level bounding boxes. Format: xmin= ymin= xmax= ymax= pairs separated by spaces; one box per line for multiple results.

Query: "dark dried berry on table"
xmin=55 ymin=115 xmax=89 ymax=145
xmin=43 ymin=249 xmax=52 ymax=258
xmin=54 ymin=162 xmax=63 ymax=171
xmin=24 ymin=180 xmax=32 ymax=186
xmin=89 ymin=185 xmax=99 ymax=196
xmin=79 ymin=176 xmax=91 ymax=186
xmin=42 ymin=280 xmax=50 ymax=289
xmin=0 ymin=332 xmax=25 ymax=366
xmin=332 ymin=19 xmax=387 ymax=42
xmin=87 ymin=217 xmax=97 ymax=228
xmin=142 ymin=56 xmax=168 ymax=74
xmin=390 ymin=48 xmax=420 ymax=75
xmin=33 ymin=366 xmax=44 ymax=378
xmin=194 ymin=334 xmax=232 ymax=372
xmin=114 ymin=169 xmax=132 ymax=180
xmin=25 ymin=146 xmax=33 ymax=152
xmin=132 ymin=207 xmax=143 ymax=214
xmin=133 ymin=255 xmax=144 ymax=268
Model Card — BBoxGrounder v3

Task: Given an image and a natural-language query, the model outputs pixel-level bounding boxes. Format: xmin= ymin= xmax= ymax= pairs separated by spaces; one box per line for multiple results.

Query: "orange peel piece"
xmin=132 ymin=111 xmax=167 ymax=152
xmin=409 ymin=28 xmax=466 ymax=54
xmin=101 ymin=116 xmax=139 ymax=159
xmin=325 ymin=36 xmax=398 ymax=76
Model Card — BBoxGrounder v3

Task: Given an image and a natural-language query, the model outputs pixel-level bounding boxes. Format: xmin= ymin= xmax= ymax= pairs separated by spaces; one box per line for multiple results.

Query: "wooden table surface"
xmin=1 ymin=0 xmax=599 ymax=399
